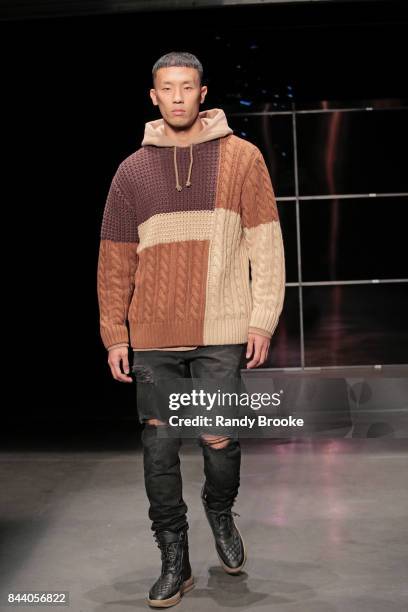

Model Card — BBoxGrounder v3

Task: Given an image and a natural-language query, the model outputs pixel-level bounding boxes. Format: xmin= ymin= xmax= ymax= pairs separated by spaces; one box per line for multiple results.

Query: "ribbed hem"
xmin=129 ymin=317 xmax=251 ymax=349
xmin=204 ymin=316 xmax=251 ymax=345
xmin=130 ymin=319 xmax=204 ymax=349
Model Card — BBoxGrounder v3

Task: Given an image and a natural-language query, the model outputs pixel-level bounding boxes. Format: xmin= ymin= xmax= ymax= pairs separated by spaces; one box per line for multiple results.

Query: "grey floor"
xmin=1 ymin=437 xmax=408 ymax=612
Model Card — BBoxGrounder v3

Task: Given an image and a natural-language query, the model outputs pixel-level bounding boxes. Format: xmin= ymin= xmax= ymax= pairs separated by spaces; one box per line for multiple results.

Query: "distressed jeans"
xmin=131 ymin=344 xmax=247 ymax=533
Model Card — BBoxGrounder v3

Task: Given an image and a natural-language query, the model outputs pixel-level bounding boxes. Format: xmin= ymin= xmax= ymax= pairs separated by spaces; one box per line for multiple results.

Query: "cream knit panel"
xmin=137 ymin=210 xmax=214 ymax=252
xmin=243 ymin=220 xmax=286 ymax=337
xmin=203 ymin=208 xmax=252 ymax=344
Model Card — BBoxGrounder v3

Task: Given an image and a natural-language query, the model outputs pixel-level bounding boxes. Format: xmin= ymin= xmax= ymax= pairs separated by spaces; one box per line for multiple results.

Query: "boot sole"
xmin=146 ymin=575 xmax=195 ymax=608
xmin=215 ymin=522 xmax=247 ymax=575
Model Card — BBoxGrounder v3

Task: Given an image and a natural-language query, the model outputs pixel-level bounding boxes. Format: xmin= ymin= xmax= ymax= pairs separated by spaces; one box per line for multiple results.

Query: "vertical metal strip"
xmin=292 ymin=105 xmax=305 ymax=369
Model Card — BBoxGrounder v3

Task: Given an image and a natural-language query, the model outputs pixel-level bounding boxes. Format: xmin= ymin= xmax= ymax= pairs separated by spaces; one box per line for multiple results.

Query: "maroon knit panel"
xmin=100 ymin=177 xmax=139 ymax=243
xmin=119 ymin=139 xmax=220 ymax=226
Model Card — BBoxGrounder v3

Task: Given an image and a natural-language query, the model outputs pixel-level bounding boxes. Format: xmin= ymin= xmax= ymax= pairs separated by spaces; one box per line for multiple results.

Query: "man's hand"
xmin=246 ymin=333 xmax=270 ymax=369
xmin=108 ymin=346 xmax=133 ymax=383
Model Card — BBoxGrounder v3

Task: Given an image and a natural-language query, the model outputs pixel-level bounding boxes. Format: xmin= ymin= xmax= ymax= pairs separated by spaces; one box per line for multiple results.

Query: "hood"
xmin=141 ymin=108 xmax=233 ymax=191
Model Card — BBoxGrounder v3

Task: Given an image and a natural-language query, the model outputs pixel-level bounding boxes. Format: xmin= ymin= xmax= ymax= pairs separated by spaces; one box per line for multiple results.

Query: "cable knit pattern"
xmin=96 ymin=108 xmax=285 ymax=350
xmin=241 ymin=147 xmax=286 ymax=338
xmin=97 ymin=240 xmax=139 ymax=347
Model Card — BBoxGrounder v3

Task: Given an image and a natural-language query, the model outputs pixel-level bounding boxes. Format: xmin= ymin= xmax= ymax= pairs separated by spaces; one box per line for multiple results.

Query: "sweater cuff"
xmin=100 ymin=323 xmax=130 ymax=350
xmin=248 ymin=326 xmax=272 ymax=339
xmin=107 ymin=342 xmax=129 ymax=351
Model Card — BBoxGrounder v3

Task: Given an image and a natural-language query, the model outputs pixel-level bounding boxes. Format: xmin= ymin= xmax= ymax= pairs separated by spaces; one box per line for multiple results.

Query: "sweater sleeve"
xmin=240 ymin=147 xmax=286 ymax=340
xmin=97 ymin=167 xmax=139 ymax=350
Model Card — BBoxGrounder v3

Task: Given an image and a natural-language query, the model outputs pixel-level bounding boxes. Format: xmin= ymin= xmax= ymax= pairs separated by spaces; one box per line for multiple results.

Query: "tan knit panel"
xmin=129 ymin=239 xmax=209 ymax=329
xmin=203 ymin=208 xmax=253 ymax=344
xmin=202 ymin=135 xmax=257 ymax=344
xmin=137 ymin=210 xmax=214 ymax=252
xmin=97 ymin=239 xmax=139 ymax=349
xmin=243 ymin=220 xmax=286 ymax=336
xmin=202 ymin=136 xmax=285 ymax=343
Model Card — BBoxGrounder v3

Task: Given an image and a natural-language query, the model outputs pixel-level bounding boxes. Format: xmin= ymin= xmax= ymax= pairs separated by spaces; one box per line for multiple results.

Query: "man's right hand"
xmin=108 ymin=346 xmax=133 ymax=383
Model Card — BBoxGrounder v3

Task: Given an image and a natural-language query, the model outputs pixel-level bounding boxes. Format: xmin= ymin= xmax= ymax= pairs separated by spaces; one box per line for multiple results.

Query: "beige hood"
xmin=141 ymin=108 xmax=233 ymax=191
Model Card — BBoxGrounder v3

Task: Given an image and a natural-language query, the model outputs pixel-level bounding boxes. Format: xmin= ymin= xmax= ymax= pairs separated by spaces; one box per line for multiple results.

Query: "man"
xmin=97 ymin=51 xmax=285 ymax=608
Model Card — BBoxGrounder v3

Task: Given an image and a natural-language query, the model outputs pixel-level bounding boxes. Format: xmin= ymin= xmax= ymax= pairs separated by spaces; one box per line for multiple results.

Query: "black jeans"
xmin=131 ymin=344 xmax=247 ymax=533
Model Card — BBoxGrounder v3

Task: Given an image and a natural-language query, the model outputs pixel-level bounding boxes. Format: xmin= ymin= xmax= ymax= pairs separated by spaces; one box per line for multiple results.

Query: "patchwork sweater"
xmin=97 ymin=108 xmax=286 ymax=351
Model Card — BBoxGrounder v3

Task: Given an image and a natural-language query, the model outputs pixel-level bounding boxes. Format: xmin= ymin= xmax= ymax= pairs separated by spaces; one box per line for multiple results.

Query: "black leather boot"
xmin=147 ymin=527 xmax=194 ymax=608
xmin=201 ymin=483 xmax=246 ymax=574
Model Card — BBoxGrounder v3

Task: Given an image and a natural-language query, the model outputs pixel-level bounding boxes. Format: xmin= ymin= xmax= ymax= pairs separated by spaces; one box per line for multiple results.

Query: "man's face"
xmin=150 ymin=66 xmax=207 ymax=130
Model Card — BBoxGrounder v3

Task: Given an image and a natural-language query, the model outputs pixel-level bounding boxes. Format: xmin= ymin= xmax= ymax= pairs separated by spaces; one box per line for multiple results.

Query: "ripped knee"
xmin=199 ymin=433 xmax=232 ymax=449
xmin=132 ymin=364 xmax=155 ymax=384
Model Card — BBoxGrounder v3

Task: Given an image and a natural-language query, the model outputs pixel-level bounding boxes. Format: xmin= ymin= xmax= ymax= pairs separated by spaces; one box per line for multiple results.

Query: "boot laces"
xmin=209 ymin=509 xmax=240 ymax=531
xmin=154 ymin=535 xmax=180 ymax=573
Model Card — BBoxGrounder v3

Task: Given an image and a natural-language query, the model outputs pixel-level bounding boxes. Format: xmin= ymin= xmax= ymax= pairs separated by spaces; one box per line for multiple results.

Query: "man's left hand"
xmin=246 ymin=333 xmax=270 ymax=369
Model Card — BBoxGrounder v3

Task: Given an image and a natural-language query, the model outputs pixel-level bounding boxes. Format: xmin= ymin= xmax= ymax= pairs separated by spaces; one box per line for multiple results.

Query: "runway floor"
xmin=1 ymin=436 xmax=407 ymax=611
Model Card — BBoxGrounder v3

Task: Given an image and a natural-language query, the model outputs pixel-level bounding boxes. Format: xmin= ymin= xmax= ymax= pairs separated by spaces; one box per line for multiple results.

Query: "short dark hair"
xmin=152 ymin=51 xmax=204 ymax=87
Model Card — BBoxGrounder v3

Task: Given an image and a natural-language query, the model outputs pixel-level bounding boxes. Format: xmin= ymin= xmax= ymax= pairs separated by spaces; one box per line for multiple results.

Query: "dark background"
xmin=1 ymin=0 xmax=407 ymax=436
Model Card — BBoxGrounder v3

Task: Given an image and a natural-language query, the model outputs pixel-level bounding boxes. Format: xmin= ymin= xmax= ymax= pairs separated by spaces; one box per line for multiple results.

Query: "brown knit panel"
xmin=240 ymin=148 xmax=279 ymax=228
xmin=215 ymin=135 xmax=257 ymax=214
xmin=97 ymin=239 xmax=139 ymax=347
xmin=129 ymin=239 xmax=209 ymax=328
xmin=100 ymin=177 xmax=139 ymax=243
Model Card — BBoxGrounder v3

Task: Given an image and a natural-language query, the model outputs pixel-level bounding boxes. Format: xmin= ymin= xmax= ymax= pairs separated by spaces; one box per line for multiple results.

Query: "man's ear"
xmin=200 ymin=85 xmax=208 ymax=104
xmin=150 ymin=88 xmax=158 ymax=106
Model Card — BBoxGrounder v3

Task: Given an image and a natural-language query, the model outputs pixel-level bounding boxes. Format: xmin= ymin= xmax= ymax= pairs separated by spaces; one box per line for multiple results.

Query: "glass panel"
xmin=300 ymin=197 xmax=408 ymax=281
xmin=297 ymin=109 xmax=408 ymax=195
xmin=264 ymin=286 xmax=301 ymax=369
xmin=303 ymin=283 xmax=408 ymax=367
xmin=278 ymin=202 xmax=298 ymax=283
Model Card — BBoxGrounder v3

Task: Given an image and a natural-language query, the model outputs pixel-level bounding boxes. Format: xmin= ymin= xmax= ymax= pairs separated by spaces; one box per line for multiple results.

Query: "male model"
xmin=97 ymin=51 xmax=286 ymax=608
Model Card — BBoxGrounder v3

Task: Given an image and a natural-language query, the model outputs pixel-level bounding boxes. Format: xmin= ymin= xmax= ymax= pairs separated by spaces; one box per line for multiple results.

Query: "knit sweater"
xmin=97 ymin=108 xmax=286 ymax=351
